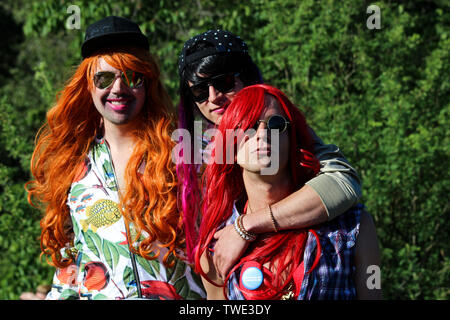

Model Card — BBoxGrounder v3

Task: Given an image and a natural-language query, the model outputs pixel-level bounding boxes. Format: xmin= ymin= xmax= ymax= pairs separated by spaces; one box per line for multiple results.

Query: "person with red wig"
xmin=177 ymin=30 xmax=363 ymax=279
xmin=196 ymin=84 xmax=381 ymax=300
xmin=25 ymin=16 xmax=205 ymax=300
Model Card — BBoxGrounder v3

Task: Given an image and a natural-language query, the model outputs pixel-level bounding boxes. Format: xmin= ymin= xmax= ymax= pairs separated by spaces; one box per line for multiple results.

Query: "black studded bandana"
xmin=178 ymin=29 xmax=249 ymax=75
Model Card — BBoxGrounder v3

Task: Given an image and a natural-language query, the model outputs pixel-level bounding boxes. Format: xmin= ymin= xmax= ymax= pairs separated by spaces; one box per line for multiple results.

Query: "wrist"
xmin=241 ymin=207 xmax=267 ymax=234
xmin=234 ymin=215 xmax=257 ymax=242
xmin=241 ymin=212 xmax=256 ymax=233
xmin=244 ymin=205 xmax=282 ymax=234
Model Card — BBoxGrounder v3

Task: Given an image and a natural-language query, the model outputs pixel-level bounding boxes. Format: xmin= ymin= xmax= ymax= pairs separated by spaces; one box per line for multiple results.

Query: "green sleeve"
xmin=306 ymin=127 xmax=362 ymax=220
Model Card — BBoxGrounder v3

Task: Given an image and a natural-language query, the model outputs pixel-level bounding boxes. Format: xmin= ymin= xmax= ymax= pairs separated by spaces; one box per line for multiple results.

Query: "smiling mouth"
xmin=106 ymin=97 xmax=133 ymax=111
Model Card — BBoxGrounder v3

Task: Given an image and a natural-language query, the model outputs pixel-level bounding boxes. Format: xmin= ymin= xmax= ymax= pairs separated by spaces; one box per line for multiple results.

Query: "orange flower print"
xmin=56 ymin=263 xmax=78 ymax=286
xmin=73 ymin=157 xmax=91 ymax=183
xmin=83 ymin=261 xmax=110 ymax=291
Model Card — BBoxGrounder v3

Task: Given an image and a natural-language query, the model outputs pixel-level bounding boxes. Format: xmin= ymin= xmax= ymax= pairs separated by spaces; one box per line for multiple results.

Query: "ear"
xmin=98 ymin=116 xmax=104 ymax=133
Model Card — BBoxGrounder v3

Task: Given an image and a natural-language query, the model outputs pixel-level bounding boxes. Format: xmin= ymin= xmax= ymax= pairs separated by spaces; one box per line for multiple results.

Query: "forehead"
xmin=258 ymin=94 xmax=286 ymax=119
xmin=96 ymin=57 xmax=120 ymax=72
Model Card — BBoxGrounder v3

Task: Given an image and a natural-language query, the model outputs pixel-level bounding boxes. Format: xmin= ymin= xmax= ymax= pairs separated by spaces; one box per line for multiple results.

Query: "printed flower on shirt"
xmin=83 ymin=261 xmax=110 ymax=291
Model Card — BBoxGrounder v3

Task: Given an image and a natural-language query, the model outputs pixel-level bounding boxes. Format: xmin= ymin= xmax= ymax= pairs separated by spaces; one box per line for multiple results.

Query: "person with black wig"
xmin=176 ymin=30 xmax=363 ymax=282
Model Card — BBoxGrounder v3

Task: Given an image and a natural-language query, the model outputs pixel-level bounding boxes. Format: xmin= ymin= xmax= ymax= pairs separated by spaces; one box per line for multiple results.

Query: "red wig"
xmin=196 ymin=84 xmax=320 ymax=299
xmin=26 ymin=47 xmax=183 ymax=268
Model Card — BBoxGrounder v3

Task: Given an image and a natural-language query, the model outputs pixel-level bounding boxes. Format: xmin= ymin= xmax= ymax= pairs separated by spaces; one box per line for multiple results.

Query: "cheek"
xmin=236 ymin=138 xmax=248 ymax=165
xmin=196 ymin=103 xmax=209 ymax=117
xmin=236 ymin=137 xmax=257 ymax=165
xmin=236 ymin=145 xmax=246 ymax=165
xmin=224 ymin=91 xmax=237 ymax=103
xmin=91 ymin=89 xmax=105 ymax=108
xmin=134 ymin=90 xmax=146 ymax=110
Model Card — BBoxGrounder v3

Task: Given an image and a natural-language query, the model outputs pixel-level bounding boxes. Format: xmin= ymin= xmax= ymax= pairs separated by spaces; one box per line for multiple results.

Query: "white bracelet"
xmin=234 ymin=215 xmax=257 ymax=242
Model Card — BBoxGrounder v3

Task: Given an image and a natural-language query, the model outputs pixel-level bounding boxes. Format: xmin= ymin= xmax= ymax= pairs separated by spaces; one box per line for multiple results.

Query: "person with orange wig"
xmin=197 ymin=84 xmax=382 ymax=299
xmin=26 ymin=16 xmax=205 ymax=300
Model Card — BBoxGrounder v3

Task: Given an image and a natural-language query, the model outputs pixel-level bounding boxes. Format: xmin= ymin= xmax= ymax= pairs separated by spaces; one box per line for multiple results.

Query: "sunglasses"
xmin=93 ymin=70 xmax=145 ymax=90
xmin=252 ymin=115 xmax=290 ymax=133
xmin=189 ymin=73 xmax=240 ymax=103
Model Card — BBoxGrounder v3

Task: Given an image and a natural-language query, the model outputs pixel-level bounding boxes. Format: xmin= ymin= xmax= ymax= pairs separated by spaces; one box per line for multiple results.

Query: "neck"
xmin=103 ymin=120 xmax=136 ymax=152
xmin=243 ymin=169 xmax=293 ymax=213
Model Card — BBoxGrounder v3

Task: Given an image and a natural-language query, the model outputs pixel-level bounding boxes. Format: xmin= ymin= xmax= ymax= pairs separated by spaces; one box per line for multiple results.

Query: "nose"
xmin=207 ymin=84 xmax=221 ymax=102
xmin=255 ymin=122 xmax=268 ymax=140
xmin=110 ymin=75 xmax=128 ymax=94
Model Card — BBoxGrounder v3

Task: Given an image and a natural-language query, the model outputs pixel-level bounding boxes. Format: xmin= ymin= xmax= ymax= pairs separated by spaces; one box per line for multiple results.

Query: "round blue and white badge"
xmin=241 ymin=266 xmax=263 ymax=290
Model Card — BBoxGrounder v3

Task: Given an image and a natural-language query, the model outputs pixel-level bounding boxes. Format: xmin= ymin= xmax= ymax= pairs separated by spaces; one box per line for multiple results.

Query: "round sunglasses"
xmin=93 ymin=70 xmax=145 ymax=90
xmin=189 ymin=73 xmax=240 ymax=103
xmin=252 ymin=114 xmax=290 ymax=133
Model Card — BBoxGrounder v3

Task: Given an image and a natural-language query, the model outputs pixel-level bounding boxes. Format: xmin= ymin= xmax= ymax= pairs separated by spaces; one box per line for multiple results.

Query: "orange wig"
xmin=26 ymin=47 xmax=182 ymax=268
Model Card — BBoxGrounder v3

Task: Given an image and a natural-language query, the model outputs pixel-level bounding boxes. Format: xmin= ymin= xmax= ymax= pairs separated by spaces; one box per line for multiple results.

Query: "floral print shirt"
xmin=46 ymin=136 xmax=206 ymax=300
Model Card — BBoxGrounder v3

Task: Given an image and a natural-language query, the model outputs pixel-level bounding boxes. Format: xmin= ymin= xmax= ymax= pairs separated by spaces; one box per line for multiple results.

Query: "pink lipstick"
xmin=106 ymin=98 xmax=131 ymax=111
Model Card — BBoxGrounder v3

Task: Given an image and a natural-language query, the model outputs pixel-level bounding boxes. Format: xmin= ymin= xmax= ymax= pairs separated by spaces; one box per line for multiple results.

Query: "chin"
xmin=105 ymin=110 xmax=141 ymax=125
xmin=106 ymin=116 xmax=133 ymax=125
xmin=210 ymin=114 xmax=222 ymax=125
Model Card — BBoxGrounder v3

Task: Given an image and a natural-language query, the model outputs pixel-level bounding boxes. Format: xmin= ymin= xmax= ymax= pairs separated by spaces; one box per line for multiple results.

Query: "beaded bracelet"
xmin=234 ymin=214 xmax=257 ymax=242
xmin=268 ymin=204 xmax=279 ymax=233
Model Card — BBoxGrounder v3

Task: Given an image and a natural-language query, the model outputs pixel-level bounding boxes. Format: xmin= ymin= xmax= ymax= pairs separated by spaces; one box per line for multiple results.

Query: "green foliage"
xmin=0 ymin=0 xmax=448 ymax=299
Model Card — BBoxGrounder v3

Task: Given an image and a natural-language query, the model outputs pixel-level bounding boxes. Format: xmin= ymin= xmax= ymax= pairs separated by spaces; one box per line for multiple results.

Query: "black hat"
xmin=81 ymin=16 xmax=149 ymax=58
xmin=178 ymin=29 xmax=249 ymax=75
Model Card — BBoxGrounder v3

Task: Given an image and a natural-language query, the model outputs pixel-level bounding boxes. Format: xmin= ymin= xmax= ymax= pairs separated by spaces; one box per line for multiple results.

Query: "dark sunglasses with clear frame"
xmin=93 ymin=70 xmax=145 ymax=90
xmin=189 ymin=73 xmax=240 ymax=103
xmin=252 ymin=114 xmax=290 ymax=133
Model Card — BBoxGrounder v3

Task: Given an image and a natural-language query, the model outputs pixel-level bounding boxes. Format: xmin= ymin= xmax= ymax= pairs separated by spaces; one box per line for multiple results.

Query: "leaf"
xmin=186 ymin=287 xmax=203 ymax=300
xmin=59 ymin=289 xmax=79 ymax=300
xmin=71 ymin=184 xmax=86 ymax=198
xmin=123 ymin=266 xmax=134 ymax=289
xmin=173 ymin=277 xmax=189 ymax=298
xmin=102 ymin=240 xmax=113 ymax=270
xmin=104 ymin=240 xmax=120 ymax=270
xmin=82 ymin=230 xmax=100 ymax=258
xmin=147 ymin=252 xmax=160 ymax=276
xmin=93 ymin=293 xmax=108 ymax=300
xmin=86 ymin=230 xmax=102 ymax=252
xmin=72 ymin=218 xmax=79 ymax=237
xmin=116 ymin=244 xmax=130 ymax=258
xmin=166 ymin=259 xmax=186 ymax=283
xmin=102 ymin=160 xmax=113 ymax=176
xmin=134 ymin=254 xmax=156 ymax=278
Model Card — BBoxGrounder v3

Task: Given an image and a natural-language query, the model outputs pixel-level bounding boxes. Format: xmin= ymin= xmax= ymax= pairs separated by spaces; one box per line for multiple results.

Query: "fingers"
xmin=219 ymin=263 xmax=231 ymax=280
xmin=212 ymin=225 xmax=248 ymax=279
xmin=213 ymin=248 xmax=232 ymax=280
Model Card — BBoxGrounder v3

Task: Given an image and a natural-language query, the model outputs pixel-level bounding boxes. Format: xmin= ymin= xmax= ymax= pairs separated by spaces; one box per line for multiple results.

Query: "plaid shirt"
xmin=226 ymin=204 xmax=363 ymax=300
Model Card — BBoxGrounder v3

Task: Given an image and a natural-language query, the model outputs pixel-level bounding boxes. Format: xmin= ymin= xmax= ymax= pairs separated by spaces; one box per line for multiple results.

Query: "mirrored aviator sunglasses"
xmin=253 ymin=115 xmax=290 ymax=133
xmin=189 ymin=73 xmax=239 ymax=103
xmin=93 ymin=70 xmax=145 ymax=90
